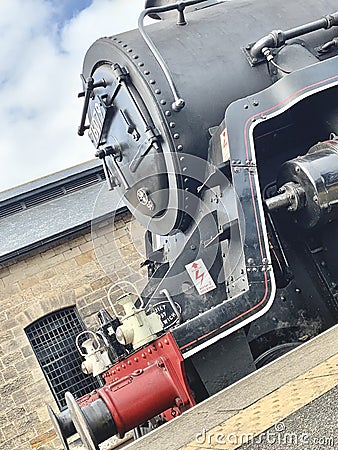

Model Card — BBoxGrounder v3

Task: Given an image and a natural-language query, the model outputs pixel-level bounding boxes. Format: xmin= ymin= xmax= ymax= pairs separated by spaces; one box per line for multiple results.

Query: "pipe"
xmin=251 ymin=12 xmax=338 ymax=59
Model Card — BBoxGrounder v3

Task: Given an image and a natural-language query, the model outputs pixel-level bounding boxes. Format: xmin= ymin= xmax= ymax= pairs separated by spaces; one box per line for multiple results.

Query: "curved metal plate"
xmin=47 ymin=405 xmax=70 ymax=450
xmin=65 ymin=392 xmax=99 ymax=450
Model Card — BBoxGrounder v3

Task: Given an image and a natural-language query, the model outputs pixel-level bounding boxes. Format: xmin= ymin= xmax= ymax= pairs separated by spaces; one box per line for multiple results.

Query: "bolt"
xmin=175 ymin=397 xmax=184 ymax=407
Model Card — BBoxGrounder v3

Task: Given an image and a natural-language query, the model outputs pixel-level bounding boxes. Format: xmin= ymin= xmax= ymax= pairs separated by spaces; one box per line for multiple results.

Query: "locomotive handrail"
xmin=138 ymin=0 xmax=208 ymax=112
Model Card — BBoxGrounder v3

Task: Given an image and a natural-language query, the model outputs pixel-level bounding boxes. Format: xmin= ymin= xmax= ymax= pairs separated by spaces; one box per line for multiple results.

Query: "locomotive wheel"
xmin=254 ymin=342 xmax=300 ymax=369
xmin=47 ymin=405 xmax=71 ymax=450
xmin=65 ymin=392 xmax=99 ymax=450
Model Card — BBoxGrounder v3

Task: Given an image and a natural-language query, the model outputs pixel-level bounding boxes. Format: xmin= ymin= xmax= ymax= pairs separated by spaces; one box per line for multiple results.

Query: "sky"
xmin=0 ymin=0 xmax=147 ymax=193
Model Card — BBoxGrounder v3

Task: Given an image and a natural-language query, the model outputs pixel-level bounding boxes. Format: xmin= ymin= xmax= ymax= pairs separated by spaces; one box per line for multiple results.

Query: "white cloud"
xmin=0 ymin=0 xmax=144 ymax=192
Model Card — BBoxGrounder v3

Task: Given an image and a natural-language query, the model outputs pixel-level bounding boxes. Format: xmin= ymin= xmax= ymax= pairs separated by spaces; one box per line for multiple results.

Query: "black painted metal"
xmin=81 ymin=0 xmax=338 ymax=235
xmin=66 ymin=393 xmax=116 ymax=450
xmin=47 ymin=406 xmax=74 ymax=450
xmin=190 ymin=329 xmax=255 ymax=396
xmin=69 ymin=1 xmax=338 ymax=437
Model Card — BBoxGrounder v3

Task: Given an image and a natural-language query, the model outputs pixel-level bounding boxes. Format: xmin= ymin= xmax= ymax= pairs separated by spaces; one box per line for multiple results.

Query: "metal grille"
xmin=25 ymin=307 xmax=99 ymax=408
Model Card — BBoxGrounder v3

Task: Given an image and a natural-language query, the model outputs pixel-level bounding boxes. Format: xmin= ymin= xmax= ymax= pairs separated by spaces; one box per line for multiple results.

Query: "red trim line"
xmin=180 ymin=74 xmax=338 ymax=352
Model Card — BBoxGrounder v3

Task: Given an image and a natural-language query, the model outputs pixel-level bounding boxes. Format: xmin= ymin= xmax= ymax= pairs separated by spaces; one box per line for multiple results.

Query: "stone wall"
xmin=0 ymin=211 xmax=147 ymax=450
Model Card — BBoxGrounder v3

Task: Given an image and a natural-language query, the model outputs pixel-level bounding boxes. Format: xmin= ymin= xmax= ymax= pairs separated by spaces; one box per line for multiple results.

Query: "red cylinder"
xmin=99 ymin=357 xmax=187 ymax=436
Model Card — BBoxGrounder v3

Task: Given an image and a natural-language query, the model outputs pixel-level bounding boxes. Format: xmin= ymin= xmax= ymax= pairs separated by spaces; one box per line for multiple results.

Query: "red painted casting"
xmin=99 ymin=332 xmax=195 ymax=436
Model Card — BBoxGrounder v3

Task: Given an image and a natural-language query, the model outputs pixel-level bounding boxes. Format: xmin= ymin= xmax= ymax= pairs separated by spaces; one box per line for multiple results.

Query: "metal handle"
xmin=160 ymin=288 xmax=182 ymax=324
xmin=75 ymin=331 xmax=100 ymax=356
xmin=78 ymin=75 xmax=106 ymax=136
xmin=107 ymin=281 xmax=145 ymax=320
xmin=138 ymin=1 xmax=208 ymax=112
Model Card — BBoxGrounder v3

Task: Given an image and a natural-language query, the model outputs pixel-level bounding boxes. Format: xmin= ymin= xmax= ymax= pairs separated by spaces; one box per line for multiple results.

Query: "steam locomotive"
xmin=49 ymin=1 xmax=338 ymax=448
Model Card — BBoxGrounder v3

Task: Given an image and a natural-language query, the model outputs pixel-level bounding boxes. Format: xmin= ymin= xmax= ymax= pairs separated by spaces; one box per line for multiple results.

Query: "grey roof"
xmin=0 ymin=160 xmax=126 ymax=263
xmin=0 ymin=160 xmax=101 ymax=203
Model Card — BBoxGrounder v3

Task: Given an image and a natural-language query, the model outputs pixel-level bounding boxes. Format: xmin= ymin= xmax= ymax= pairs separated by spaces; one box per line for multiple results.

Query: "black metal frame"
xmin=25 ymin=307 xmax=99 ymax=409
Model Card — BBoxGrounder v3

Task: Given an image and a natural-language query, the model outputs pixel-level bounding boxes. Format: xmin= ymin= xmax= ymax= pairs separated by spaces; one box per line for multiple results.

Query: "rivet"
xmin=253 ymin=99 xmax=259 ymax=106
xmin=134 ymin=357 xmax=139 ymax=362
xmin=160 ymin=99 xmax=167 ymax=105
xmin=155 ymin=89 xmax=161 ymax=94
xmin=165 ymin=110 xmax=171 ymax=117
xmin=127 ymin=360 xmax=132 ymax=365
xmin=173 ymin=133 xmax=180 ymax=139
xmin=144 ymin=70 xmax=150 ymax=75
xmin=149 ymin=79 xmax=156 ymax=84
xmin=138 ymin=62 xmax=144 ymax=67
xmin=177 ymin=145 xmax=183 ymax=151
xmin=123 ymin=44 xmax=128 ymax=48
xmin=170 ymin=122 xmax=176 ymax=128
xmin=158 ymin=342 xmax=163 ymax=348
xmin=164 ymin=338 xmax=169 ymax=344
xmin=141 ymin=353 xmax=146 ymax=358
xmin=244 ymin=104 xmax=249 ymax=109
xmin=118 ymin=40 xmax=122 ymax=44
xmin=148 ymin=348 xmax=152 ymax=354
xmin=122 ymin=364 xmax=126 ymax=368
xmin=133 ymin=55 xmax=139 ymax=59
xmin=127 ymin=48 xmax=133 ymax=53
xmin=113 ymin=37 xmax=117 ymax=41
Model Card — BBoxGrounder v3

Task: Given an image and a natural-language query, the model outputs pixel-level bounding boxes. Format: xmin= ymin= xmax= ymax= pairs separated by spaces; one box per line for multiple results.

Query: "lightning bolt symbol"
xmin=195 ymin=269 xmax=205 ymax=286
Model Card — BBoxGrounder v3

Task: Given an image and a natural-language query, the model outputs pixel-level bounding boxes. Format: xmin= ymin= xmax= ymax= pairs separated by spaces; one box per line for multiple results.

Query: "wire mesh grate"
xmin=25 ymin=307 xmax=99 ymax=408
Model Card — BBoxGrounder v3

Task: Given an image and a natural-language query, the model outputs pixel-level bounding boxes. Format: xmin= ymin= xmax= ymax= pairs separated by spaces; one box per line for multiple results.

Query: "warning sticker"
xmin=220 ymin=128 xmax=230 ymax=162
xmin=185 ymin=259 xmax=217 ymax=295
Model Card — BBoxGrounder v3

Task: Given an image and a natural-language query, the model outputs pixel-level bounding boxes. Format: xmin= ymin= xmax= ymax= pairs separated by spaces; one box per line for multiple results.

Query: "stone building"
xmin=0 ymin=161 xmax=146 ymax=450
